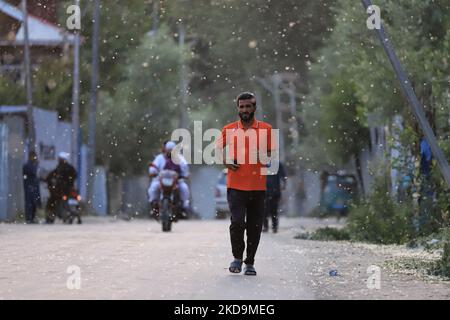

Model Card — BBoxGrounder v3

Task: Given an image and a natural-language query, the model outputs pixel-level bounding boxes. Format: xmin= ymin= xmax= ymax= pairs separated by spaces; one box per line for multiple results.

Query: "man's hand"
xmin=225 ymin=163 xmax=240 ymax=171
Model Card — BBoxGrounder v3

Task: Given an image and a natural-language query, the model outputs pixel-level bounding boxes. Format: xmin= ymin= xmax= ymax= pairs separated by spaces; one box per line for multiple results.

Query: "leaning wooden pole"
xmin=362 ymin=0 xmax=450 ymax=188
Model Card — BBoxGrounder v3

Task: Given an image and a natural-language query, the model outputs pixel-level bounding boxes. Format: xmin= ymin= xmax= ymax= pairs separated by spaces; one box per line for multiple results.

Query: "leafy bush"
xmin=346 ymin=176 xmax=416 ymax=244
xmin=310 ymin=227 xmax=351 ymax=241
xmin=433 ymin=229 xmax=450 ymax=278
xmin=0 ymin=75 xmax=25 ymax=105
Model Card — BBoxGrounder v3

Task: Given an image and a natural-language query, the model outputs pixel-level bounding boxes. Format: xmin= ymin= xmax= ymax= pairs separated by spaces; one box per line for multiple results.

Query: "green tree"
xmin=320 ymin=76 xmax=370 ymax=193
xmin=163 ymin=0 xmax=337 ymax=117
xmin=0 ymin=75 xmax=25 ymax=105
xmin=301 ymin=0 xmax=450 ymax=240
xmin=96 ymin=26 xmax=190 ymax=175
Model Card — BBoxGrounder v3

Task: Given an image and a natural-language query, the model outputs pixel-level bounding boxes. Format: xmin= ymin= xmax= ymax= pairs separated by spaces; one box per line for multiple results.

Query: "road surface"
xmin=0 ymin=217 xmax=315 ymax=300
xmin=1 ymin=217 xmax=449 ymax=300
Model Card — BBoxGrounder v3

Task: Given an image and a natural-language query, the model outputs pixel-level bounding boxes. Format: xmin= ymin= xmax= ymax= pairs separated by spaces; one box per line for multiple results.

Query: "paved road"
xmin=0 ymin=217 xmax=315 ymax=300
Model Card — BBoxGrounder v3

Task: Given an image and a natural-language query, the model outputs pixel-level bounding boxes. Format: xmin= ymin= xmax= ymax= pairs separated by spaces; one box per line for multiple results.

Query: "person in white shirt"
xmin=147 ymin=141 xmax=190 ymax=216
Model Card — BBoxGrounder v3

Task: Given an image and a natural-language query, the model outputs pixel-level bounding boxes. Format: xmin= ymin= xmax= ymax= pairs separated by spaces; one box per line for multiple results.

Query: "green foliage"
xmin=320 ymin=76 xmax=370 ymax=165
xmin=439 ymin=230 xmax=450 ymax=277
xmin=421 ymin=138 xmax=450 ymax=234
xmin=310 ymin=227 xmax=350 ymax=241
xmin=0 ymin=75 xmax=25 ymax=105
xmin=96 ymin=26 xmax=190 ymax=175
xmin=32 ymin=58 xmax=91 ymax=120
xmin=302 ymin=0 xmax=450 ymax=168
xmin=421 ymin=228 xmax=450 ymax=278
xmin=52 ymin=0 xmax=339 ymax=173
xmin=346 ymin=175 xmax=416 ymax=244
xmin=57 ymin=0 xmax=153 ymax=95
xmin=165 ymin=0 xmax=336 ymax=95
xmin=33 ymin=60 xmax=72 ymax=115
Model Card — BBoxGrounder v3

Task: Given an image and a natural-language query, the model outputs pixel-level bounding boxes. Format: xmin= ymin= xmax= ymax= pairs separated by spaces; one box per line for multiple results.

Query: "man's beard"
xmin=239 ymin=111 xmax=255 ymax=123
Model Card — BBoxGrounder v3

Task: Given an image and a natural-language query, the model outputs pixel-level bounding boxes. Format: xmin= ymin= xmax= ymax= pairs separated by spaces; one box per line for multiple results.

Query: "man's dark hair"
xmin=236 ymin=92 xmax=256 ymax=107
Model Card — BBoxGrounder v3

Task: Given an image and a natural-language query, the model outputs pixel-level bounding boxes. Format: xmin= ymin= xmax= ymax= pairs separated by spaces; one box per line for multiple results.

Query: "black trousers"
xmin=264 ymin=194 xmax=280 ymax=230
xmin=24 ymin=192 xmax=37 ymax=222
xmin=24 ymin=187 xmax=40 ymax=223
xmin=227 ymin=188 xmax=266 ymax=265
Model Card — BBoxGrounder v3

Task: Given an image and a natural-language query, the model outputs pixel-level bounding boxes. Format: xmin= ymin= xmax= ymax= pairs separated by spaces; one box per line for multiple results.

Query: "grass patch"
xmin=432 ymin=229 xmax=450 ymax=278
xmin=295 ymin=227 xmax=350 ymax=241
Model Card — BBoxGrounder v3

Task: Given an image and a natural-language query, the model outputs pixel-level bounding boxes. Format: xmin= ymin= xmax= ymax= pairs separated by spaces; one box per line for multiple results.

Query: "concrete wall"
xmin=92 ymin=166 xmax=107 ymax=216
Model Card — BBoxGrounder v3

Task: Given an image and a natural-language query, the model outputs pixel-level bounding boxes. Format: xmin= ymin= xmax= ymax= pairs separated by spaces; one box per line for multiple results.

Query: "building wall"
xmin=2 ymin=115 xmax=26 ymax=220
xmin=0 ymin=123 xmax=9 ymax=220
xmin=92 ymin=166 xmax=107 ymax=216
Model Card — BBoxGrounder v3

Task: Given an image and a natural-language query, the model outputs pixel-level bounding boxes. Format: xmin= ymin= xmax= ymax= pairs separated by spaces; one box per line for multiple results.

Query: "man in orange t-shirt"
xmin=217 ymin=92 xmax=274 ymax=276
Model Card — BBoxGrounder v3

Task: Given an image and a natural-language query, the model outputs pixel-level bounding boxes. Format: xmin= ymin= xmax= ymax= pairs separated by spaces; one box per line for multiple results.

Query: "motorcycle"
xmin=46 ymin=189 xmax=82 ymax=224
xmin=156 ymin=169 xmax=183 ymax=232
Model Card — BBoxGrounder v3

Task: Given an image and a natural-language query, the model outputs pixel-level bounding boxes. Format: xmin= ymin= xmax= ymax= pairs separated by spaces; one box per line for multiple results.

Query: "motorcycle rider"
xmin=148 ymin=141 xmax=190 ymax=218
xmin=46 ymin=152 xmax=77 ymax=221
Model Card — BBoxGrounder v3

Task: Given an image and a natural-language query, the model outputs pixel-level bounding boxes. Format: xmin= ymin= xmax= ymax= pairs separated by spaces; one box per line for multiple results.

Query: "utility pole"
xmin=255 ymin=90 xmax=263 ymax=120
xmin=87 ymin=0 xmax=101 ymax=207
xmin=152 ymin=0 xmax=159 ymax=35
xmin=285 ymin=82 xmax=300 ymax=156
xmin=71 ymin=0 xmax=81 ymax=171
xmin=21 ymin=0 xmax=35 ymax=150
xmin=285 ymin=81 xmax=304 ymax=215
xmin=257 ymin=73 xmax=305 ymax=216
xmin=256 ymin=74 xmax=285 ymax=162
xmin=362 ymin=0 xmax=450 ymax=188
xmin=178 ymin=21 xmax=189 ymax=129
xmin=272 ymin=74 xmax=285 ymax=163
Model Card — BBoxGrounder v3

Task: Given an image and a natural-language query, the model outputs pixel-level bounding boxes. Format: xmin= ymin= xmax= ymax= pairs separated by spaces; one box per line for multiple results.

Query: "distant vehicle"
xmin=320 ymin=173 xmax=358 ymax=217
xmin=214 ymin=169 xmax=229 ymax=219
xmin=156 ymin=169 xmax=184 ymax=232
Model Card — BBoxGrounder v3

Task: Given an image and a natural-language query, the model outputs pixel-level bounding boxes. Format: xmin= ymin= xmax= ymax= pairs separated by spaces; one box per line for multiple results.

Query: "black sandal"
xmin=229 ymin=259 xmax=243 ymax=273
xmin=243 ymin=265 xmax=257 ymax=276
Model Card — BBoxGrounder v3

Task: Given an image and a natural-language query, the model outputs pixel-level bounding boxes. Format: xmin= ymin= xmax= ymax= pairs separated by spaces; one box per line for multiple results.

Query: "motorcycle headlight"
xmin=161 ymin=178 xmax=174 ymax=187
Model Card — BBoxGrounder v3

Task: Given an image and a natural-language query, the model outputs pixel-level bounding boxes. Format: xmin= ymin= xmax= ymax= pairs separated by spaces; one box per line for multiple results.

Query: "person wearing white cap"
xmin=148 ymin=141 xmax=190 ymax=217
xmin=58 ymin=151 xmax=71 ymax=162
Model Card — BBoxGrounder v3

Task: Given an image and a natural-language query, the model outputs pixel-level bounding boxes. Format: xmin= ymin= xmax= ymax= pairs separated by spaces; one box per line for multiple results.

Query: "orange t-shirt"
xmin=217 ymin=119 xmax=274 ymax=191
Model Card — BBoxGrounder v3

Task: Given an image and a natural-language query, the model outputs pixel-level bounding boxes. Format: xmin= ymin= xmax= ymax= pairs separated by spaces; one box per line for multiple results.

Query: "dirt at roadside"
xmin=292 ymin=218 xmax=450 ymax=300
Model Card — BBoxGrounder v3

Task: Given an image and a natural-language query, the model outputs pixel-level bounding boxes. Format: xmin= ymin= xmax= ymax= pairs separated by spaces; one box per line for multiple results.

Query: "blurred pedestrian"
xmin=263 ymin=161 xmax=287 ymax=233
xmin=23 ymin=150 xmax=41 ymax=224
